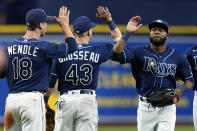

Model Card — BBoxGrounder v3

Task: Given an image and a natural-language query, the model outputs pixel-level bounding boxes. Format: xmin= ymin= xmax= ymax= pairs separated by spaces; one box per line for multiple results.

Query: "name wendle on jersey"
xmin=58 ymin=51 xmax=100 ymax=63
xmin=143 ymin=56 xmax=177 ymax=77
xmin=7 ymin=45 xmax=39 ymax=57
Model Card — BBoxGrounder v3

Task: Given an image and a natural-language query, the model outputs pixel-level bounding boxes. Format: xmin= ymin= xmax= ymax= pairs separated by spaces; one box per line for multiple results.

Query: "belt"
xmin=10 ymin=91 xmax=45 ymax=95
xmin=63 ymin=89 xmax=94 ymax=95
xmin=26 ymin=91 xmax=45 ymax=94
xmin=139 ymin=96 xmax=150 ymax=103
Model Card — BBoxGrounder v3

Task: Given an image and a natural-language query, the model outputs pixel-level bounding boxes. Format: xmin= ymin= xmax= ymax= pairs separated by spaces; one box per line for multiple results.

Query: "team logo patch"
xmin=143 ymin=57 xmax=177 ymax=77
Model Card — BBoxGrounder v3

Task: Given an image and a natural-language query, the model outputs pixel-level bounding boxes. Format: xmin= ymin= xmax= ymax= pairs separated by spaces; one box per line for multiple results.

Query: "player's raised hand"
xmin=96 ymin=6 xmax=112 ymax=22
xmin=53 ymin=6 xmax=70 ymax=27
xmin=126 ymin=16 xmax=142 ymax=33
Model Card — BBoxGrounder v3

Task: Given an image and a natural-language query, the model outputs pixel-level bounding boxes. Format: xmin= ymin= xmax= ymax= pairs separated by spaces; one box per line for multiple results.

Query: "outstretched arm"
xmin=96 ymin=6 xmax=122 ymax=41
xmin=113 ymin=16 xmax=142 ymax=53
xmin=53 ymin=6 xmax=74 ymax=39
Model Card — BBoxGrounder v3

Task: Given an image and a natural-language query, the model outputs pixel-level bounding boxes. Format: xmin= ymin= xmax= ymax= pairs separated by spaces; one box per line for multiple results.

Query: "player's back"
xmin=51 ymin=43 xmax=113 ymax=94
xmin=4 ymin=37 xmax=65 ymax=93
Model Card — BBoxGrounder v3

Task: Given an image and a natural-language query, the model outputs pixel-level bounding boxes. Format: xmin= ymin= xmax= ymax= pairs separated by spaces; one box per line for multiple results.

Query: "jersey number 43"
xmin=65 ymin=64 xmax=93 ymax=85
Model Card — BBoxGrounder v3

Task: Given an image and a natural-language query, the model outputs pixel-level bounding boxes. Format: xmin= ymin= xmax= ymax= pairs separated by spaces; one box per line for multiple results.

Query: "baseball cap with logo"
xmin=26 ymin=8 xmax=53 ymax=26
xmin=148 ymin=19 xmax=169 ymax=33
xmin=73 ymin=16 xmax=96 ymax=34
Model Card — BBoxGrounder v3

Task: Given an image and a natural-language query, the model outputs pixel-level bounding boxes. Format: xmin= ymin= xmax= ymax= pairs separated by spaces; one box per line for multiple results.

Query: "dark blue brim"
xmin=91 ymin=22 xmax=96 ymax=29
xmin=46 ymin=16 xmax=53 ymax=22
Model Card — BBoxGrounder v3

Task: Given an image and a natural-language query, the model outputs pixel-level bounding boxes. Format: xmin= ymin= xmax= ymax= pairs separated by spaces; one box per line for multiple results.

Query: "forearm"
xmin=177 ymin=79 xmax=193 ymax=92
xmin=61 ymin=25 xmax=75 ymax=39
xmin=113 ymin=39 xmax=126 ymax=53
xmin=107 ymin=20 xmax=122 ymax=40
xmin=113 ymin=31 xmax=130 ymax=53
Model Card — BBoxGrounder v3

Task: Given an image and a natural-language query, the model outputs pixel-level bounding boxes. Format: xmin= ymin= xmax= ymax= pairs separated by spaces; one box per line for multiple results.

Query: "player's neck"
xmin=23 ymin=30 xmax=41 ymax=40
xmin=76 ymin=37 xmax=89 ymax=44
xmin=150 ymin=43 xmax=167 ymax=53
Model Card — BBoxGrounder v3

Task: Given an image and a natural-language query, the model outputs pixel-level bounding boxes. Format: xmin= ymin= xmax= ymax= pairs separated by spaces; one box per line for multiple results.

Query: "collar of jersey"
xmin=77 ymin=44 xmax=92 ymax=49
xmin=146 ymin=45 xmax=172 ymax=56
xmin=15 ymin=37 xmax=39 ymax=43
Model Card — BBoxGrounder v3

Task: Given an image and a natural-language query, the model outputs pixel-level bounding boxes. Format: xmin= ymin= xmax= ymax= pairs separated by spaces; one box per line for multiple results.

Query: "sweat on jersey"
xmin=110 ymin=45 xmax=193 ymax=97
xmin=185 ymin=46 xmax=197 ymax=91
xmin=49 ymin=43 xmax=113 ymax=95
xmin=3 ymin=37 xmax=77 ymax=93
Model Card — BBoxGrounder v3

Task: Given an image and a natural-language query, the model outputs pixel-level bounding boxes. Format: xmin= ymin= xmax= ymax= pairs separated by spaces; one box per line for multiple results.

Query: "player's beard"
xmin=149 ymin=36 xmax=167 ymax=47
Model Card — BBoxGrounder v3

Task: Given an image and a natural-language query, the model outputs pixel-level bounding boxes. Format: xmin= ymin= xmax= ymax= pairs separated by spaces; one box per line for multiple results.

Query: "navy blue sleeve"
xmin=185 ymin=47 xmax=193 ymax=65
xmin=43 ymin=37 xmax=77 ymax=59
xmin=65 ymin=37 xmax=77 ymax=54
xmin=177 ymin=54 xmax=193 ymax=82
xmin=49 ymin=59 xmax=58 ymax=88
xmin=110 ymin=47 xmax=135 ymax=64
xmin=98 ymin=43 xmax=113 ymax=63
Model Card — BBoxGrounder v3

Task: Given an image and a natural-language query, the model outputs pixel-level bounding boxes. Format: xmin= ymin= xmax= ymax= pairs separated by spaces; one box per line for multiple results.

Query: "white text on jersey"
xmin=58 ymin=51 xmax=100 ymax=63
xmin=7 ymin=45 xmax=39 ymax=57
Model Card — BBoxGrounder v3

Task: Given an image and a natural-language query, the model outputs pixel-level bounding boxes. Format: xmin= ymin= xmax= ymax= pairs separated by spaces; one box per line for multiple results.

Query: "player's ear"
xmin=87 ymin=30 xmax=91 ymax=36
xmin=87 ymin=29 xmax=92 ymax=36
xmin=38 ymin=23 xmax=42 ymax=29
xmin=166 ymin=33 xmax=169 ymax=39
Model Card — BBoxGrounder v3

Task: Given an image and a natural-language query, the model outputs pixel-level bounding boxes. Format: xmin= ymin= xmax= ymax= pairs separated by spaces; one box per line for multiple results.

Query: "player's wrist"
xmin=177 ymin=84 xmax=188 ymax=92
xmin=121 ymin=31 xmax=130 ymax=42
xmin=107 ymin=20 xmax=116 ymax=30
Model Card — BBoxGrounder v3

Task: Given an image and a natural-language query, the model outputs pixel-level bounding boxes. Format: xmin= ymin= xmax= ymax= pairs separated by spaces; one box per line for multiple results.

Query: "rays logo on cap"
xmin=156 ymin=20 xmax=162 ymax=23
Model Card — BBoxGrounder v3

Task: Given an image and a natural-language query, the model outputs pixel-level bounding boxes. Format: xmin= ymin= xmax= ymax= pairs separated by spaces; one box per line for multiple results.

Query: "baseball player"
xmin=185 ymin=45 xmax=197 ymax=131
xmin=3 ymin=6 xmax=77 ymax=131
xmin=110 ymin=17 xmax=193 ymax=131
xmin=49 ymin=6 xmax=121 ymax=131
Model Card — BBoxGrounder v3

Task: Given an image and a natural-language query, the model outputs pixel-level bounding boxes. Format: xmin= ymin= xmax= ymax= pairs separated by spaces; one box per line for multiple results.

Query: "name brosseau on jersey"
xmin=7 ymin=45 xmax=39 ymax=57
xmin=58 ymin=51 xmax=100 ymax=63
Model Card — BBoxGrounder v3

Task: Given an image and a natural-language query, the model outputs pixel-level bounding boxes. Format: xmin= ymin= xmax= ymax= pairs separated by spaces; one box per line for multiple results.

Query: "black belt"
xmin=80 ymin=90 xmax=93 ymax=94
xmin=26 ymin=91 xmax=45 ymax=94
xmin=64 ymin=89 xmax=94 ymax=95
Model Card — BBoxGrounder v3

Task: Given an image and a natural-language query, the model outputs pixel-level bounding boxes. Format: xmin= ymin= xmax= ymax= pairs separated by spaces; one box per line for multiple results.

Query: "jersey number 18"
xmin=12 ymin=57 xmax=32 ymax=80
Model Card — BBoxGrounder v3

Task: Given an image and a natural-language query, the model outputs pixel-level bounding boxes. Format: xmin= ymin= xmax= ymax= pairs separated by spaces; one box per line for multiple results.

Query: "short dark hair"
xmin=26 ymin=24 xmax=39 ymax=31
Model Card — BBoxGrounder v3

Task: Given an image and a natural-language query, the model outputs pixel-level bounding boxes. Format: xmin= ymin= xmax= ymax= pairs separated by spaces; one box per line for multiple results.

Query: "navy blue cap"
xmin=26 ymin=8 xmax=53 ymax=26
xmin=148 ymin=19 xmax=169 ymax=33
xmin=73 ymin=16 xmax=96 ymax=34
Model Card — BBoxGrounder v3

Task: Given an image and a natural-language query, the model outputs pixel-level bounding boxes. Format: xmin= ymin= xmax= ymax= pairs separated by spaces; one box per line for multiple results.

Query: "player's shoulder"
xmin=126 ymin=45 xmax=145 ymax=52
xmin=37 ymin=40 xmax=58 ymax=49
xmin=185 ymin=45 xmax=197 ymax=54
xmin=39 ymin=40 xmax=54 ymax=45
xmin=168 ymin=47 xmax=182 ymax=55
xmin=0 ymin=41 xmax=10 ymax=47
